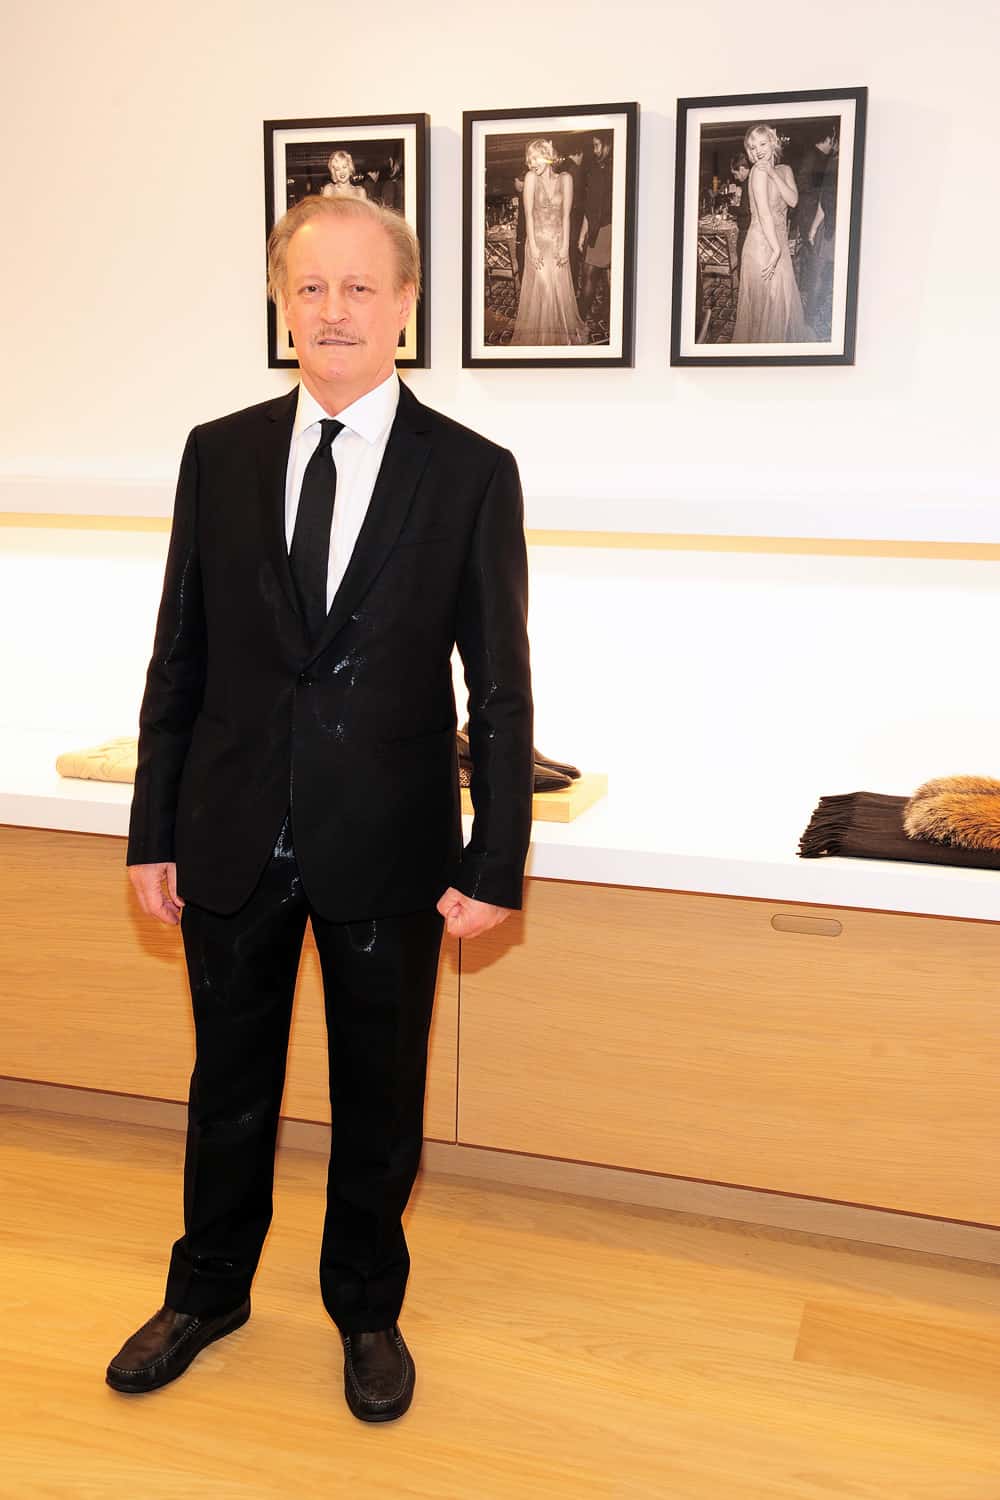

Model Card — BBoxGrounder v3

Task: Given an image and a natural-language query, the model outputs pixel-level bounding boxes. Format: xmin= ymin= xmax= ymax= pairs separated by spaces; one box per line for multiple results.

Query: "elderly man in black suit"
xmin=106 ymin=193 xmax=533 ymax=1422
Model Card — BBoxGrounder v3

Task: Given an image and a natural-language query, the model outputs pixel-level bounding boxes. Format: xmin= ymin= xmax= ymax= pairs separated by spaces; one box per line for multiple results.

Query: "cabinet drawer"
xmin=458 ymin=879 xmax=999 ymax=1224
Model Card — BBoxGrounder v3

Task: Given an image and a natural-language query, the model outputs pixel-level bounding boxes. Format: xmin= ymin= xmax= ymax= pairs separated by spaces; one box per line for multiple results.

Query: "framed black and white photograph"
xmin=463 ymin=102 xmax=638 ymax=368
xmin=671 ymin=88 xmax=867 ymax=366
xmin=263 ymin=113 xmax=429 ymax=368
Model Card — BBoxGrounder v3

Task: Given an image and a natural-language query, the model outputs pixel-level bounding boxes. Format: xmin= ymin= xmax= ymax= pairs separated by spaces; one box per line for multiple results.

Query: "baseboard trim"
xmin=3 ymin=1076 xmax=996 ymax=1265
xmin=419 ymin=1141 xmax=1000 ymax=1264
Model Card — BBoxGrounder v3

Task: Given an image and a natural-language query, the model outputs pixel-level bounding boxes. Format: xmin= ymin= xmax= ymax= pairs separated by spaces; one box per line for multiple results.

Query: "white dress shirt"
xmin=284 ymin=371 xmax=400 ymax=611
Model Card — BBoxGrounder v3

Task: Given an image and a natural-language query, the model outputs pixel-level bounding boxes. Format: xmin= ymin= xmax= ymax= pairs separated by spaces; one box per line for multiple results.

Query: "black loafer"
xmin=458 ymin=725 xmax=581 ymax=783
xmin=533 ymin=747 xmax=581 ymax=781
xmin=106 ymin=1300 xmax=250 ymax=1394
xmin=342 ymin=1324 xmax=415 ymax=1423
xmin=531 ymin=763 xmax=573 ymax=792
xmin=456 ymin=730 xmax=572 ymax=794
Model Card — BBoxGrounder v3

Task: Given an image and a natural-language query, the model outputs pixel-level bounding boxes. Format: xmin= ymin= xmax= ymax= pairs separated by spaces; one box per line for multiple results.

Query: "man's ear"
xmin=398 ymin=283 xmax=416 ymax=329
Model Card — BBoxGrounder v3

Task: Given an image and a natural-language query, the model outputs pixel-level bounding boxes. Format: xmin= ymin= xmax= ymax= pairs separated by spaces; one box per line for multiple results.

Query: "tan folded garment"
xmin=55 ymin=736 xmax=138 ymax=784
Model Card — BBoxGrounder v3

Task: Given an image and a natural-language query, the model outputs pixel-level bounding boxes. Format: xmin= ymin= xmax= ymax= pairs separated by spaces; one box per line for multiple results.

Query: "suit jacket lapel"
xmin=256 ymin=388 xmax=304 ymax=632
xmin=305 ymin=381 xmax=432 ymax=666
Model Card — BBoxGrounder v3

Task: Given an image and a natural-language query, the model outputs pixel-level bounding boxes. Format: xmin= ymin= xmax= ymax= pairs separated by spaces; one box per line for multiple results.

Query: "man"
xmin=795 ymin=127 xmax=837 ymax=324
xmin=363 ymin=163 xmax=383 ymax=203
xmin=380 ymin=155 xmax=403 ymax=214
xmin=513 ymin=173 xmax=527 ymax=285
xmin=560 ymin=143 xmax=586 ymax=292
xmin=106 ymin=195 xmax=533 ymax=1422
xmin=728 ymin=153 xmax=752 ymax=274
xmin=812 ymin=134 xmax=839 ymax=336
xmin=578 ymin=133 xmax=613 ymax=328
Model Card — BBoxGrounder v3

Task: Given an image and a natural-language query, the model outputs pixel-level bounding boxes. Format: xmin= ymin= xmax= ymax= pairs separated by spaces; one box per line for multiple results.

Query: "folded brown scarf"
xmin=798 ymin=777 xmax=1000 ymax=871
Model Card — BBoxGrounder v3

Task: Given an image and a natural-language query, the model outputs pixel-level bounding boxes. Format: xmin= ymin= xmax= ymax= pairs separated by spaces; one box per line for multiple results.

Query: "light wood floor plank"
xmin=1 ymin=1105 xmax=997 ymax=1499
xmin=795 ymin=1299 xmax=1000 ymax=1399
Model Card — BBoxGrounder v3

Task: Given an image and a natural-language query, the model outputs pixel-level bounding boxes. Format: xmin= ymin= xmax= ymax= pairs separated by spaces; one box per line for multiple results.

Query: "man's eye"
xmin=351 ymin=284 xmax=371 ymax=294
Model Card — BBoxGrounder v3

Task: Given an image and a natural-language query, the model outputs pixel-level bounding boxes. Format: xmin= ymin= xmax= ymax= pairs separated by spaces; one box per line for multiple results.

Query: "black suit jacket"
xmin=796 ymin=148 xmax=826 ymax=239
xmin=127 ymin=381 xmax=534 ymax=921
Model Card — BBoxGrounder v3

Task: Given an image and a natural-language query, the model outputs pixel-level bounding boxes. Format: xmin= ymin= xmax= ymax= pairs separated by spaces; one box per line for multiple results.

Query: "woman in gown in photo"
xmin=732 ymin=125 xmax=811 ymax=344
xmin=321 ymin=150 xmax=368 ymax=202
xmin=511 ymin=139 xmax=588 ymax=346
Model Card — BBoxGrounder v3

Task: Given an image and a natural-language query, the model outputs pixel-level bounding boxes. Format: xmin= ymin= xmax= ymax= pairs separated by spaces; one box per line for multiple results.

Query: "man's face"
xmin=734 ymin=162 xmax=749 ymax=182
xmin=282 ymin=213 xmax=414 ymax=406
xmin=592 ymin=136 xmax=605 ymax=161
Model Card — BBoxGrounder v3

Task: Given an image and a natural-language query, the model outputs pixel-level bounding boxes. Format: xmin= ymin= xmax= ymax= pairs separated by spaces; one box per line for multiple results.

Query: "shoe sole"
xmin=106 ymin=1301 xmax=251 ymax=1395
xmin=344 ymin=1380 xmax=415 ymax=1423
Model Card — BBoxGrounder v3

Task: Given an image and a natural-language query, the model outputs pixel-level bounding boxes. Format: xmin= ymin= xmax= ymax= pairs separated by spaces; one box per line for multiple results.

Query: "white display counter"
xmin=3 ymin=725 xmax=998 ymax=924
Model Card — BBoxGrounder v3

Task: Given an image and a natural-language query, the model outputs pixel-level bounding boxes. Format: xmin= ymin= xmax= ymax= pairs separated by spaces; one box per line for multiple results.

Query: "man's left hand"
xmin=436 ymin=888 xmax=512 ymax=940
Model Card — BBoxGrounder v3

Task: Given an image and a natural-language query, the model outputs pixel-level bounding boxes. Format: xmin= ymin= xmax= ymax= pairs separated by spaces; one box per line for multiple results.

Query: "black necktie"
xmin=289 ymin=418 xmax=343 ymax=642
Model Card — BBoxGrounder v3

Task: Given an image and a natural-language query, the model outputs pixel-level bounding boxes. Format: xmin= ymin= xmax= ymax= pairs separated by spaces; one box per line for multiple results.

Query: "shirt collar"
xmin=293 ymin=371 xmax=400 ymax=447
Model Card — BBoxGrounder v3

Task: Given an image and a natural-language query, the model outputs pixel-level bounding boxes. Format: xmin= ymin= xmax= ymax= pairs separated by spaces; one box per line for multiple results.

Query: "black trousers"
xmin=164 ymin=818 xmax=444 ymax=1334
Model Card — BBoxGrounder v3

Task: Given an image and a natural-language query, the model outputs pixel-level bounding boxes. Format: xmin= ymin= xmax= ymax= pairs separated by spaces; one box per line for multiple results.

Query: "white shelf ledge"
xmin=2 ymin=729 xmax=997 ymax=925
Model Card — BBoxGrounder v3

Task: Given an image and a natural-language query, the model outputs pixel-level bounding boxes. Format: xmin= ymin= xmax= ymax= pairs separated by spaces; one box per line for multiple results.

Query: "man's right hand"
xmin=129 ymin=862 xmax=184 ymax=926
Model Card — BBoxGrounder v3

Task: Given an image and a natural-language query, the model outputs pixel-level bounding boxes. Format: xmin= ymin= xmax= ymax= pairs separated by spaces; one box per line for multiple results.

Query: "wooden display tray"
xmin=461 ymin=771 xmax=608 ymax=824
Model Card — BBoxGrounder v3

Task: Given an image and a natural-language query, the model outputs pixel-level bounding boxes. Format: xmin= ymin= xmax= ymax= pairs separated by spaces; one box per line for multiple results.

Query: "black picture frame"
xmin=462 ymin=102 xmax=639 ymax=368
xmin=263 ymin=113 xmax=430 ymax=369
xmin=670 ymin=87 xmax=867 ymax=366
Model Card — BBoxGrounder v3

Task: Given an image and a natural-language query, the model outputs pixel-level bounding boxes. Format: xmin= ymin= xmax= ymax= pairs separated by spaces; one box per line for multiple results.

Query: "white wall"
xmin=2 ymin=528 xmax=998 ymax=817
xmin=2 ymin=0 xmax=998 ymax=539
xmin=2 ymin=0 xmax=998 ymax=833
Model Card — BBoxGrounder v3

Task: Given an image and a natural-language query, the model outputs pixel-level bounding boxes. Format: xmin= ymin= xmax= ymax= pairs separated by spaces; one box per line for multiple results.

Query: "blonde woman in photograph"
xmin=511 ymin=138 xmax=588 ymax=346
xmin=321 ymin=150 xmax=367 ymax=201
xmin=732 ymin=124 xmax=811 ymax=343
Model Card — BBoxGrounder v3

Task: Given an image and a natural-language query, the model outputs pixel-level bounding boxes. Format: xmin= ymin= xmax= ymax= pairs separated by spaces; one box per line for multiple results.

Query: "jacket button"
xmin=298 ymin=671 xmax=311 ymax=686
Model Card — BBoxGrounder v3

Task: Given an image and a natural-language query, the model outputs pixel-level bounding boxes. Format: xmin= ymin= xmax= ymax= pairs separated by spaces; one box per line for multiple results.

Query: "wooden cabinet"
xmin=0 ymin=827 xmax=458 ymax=1142
xmin=458 ymin=879 xmax=1000 ymax=1225
xmin=4 ymin=827 xmax=998 ymax=1226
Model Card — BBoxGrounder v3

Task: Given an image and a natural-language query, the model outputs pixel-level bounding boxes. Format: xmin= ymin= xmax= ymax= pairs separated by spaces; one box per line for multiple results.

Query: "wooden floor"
xmin=1 ymin=1106 xmax=998 ymax=1499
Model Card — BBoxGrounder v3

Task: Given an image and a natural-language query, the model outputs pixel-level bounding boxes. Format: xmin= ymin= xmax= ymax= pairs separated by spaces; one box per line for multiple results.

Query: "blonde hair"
xmin=744 ymin=124 xmax=783 ymax=164
xmin=525 ymin=137 xmax=555 ymax=170
xmin=327 ymin=149 xmax=355 ymax=176
xmin=267 ymin=194 xmax=422 ymax=302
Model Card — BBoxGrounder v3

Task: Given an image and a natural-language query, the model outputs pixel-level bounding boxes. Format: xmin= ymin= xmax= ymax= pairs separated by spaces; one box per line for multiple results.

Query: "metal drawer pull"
xmin=770 ymin=914 xmax=843 ymax=938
